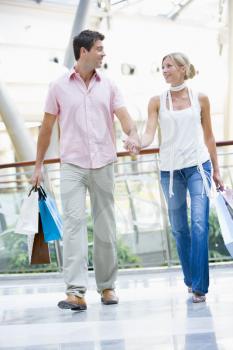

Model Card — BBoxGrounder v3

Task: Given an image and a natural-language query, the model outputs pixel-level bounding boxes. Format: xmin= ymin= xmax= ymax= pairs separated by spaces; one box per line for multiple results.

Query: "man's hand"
xmin=114 ymin=107 xmax=141 ymax=155
xmin=31 ymin=167 xmax=43 ymax=187
xmin=123 ymin=135 xmax=141 ymax=155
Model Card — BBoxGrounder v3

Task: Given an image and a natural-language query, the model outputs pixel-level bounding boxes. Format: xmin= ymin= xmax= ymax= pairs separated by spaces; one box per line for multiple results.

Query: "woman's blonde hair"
xmin=162 ymin=52 xmax=196 ymax=80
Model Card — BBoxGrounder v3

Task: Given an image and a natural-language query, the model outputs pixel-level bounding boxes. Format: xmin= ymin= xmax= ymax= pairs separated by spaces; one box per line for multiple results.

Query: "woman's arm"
xmin=200 ymin=93 xmax=224 ymax=190
xmin=141 ymin=96 xmax=160 ymax=148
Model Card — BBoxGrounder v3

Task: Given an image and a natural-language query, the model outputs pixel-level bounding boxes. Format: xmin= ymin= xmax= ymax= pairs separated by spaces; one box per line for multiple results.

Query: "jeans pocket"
xmin=202 ymin=160 xmax=211 ymax=172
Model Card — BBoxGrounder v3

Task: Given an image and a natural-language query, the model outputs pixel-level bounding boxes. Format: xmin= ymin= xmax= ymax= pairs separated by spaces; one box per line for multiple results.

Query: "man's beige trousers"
xmin=60 ymin=163 xmax=118 ymax=297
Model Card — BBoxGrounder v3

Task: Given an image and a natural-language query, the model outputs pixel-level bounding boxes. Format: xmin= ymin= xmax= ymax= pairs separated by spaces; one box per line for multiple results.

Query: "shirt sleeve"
xmin=44 ymin=83 xmax=60 ymax=116
xmin=110 ymin=80 xmax=126 ymax=112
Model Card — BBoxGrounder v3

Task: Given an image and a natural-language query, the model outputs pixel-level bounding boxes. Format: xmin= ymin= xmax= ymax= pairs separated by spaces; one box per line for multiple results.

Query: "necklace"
xmin=170 ymin=82 xmax=186 ymax=92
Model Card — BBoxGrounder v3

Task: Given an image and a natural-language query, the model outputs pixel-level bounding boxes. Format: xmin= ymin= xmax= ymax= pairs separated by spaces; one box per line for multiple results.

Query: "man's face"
xmin=82 ymin=40 xmax=105 ymax=69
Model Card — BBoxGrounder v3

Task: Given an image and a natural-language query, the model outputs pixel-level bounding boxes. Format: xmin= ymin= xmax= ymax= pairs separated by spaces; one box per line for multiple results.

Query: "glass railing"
xmin=0 ymin=142 xmax=233 ymax=273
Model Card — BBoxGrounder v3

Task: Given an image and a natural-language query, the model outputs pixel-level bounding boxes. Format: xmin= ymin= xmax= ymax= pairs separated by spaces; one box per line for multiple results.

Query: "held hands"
xmin=123 ymin=135 xmax=141 ymax=155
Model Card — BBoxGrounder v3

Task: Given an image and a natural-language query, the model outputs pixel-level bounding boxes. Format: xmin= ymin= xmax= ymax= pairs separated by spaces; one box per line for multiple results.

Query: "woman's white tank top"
xmin=158 ymin=88 xmax=210 ymax=197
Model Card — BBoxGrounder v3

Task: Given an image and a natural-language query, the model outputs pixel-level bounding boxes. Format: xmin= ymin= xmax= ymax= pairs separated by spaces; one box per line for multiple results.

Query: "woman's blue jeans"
xmin=160 ymin=160 xmax=211 ymax=295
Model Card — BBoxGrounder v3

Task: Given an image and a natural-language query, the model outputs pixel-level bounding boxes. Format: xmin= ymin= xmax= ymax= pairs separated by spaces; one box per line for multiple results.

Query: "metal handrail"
xmin=1 ymin=140 xmax=233 ymax=270
xmin=1 ymin=140 xmax=233 ymax=169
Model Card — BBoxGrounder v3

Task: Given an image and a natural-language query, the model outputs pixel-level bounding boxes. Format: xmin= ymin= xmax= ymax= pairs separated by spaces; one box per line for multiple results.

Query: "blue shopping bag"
xmin=38 ymin=186 xmax=63 ymax=242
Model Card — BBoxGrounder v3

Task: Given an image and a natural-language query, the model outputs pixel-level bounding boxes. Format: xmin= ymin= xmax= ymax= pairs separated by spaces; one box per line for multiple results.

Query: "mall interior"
xmin=0 ymin=0 xmax=233 ymax=349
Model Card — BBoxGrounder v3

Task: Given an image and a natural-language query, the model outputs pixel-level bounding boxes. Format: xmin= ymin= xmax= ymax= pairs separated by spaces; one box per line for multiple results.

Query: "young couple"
xmin=32 ymin=30 xmax=224 ymax=309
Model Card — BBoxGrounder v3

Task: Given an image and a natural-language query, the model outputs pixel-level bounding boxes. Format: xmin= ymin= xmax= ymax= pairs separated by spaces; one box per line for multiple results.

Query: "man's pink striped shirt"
xmin=44 ymin=68 xmax=125 ymax=168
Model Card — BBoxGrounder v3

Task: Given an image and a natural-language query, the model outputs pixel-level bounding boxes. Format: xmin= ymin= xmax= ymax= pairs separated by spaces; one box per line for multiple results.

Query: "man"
xmin=32 ymin=30 xmax=140 ymax=310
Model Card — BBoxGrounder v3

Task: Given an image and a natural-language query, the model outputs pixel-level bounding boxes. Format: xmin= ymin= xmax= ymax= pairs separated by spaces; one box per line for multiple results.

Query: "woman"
xmin=140 ymin=52 xmax=224 ymax=303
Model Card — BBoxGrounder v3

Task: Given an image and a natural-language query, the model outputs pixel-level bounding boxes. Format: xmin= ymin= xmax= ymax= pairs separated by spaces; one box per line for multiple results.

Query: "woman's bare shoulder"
xmin=148 ymin=95 xmax=160 ymax=108
xmin=198 ymin=92 xmax=209 ymax=103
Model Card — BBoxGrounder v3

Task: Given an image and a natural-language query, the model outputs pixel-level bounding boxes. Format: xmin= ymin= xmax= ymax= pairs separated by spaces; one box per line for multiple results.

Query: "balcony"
xmin=0 ymin=144 xmax=233 ymax=349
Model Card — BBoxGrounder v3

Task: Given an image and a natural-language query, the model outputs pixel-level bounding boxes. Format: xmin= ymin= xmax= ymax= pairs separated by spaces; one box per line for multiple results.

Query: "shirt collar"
xmin=69 ymin=68 xmax=101 ymax=81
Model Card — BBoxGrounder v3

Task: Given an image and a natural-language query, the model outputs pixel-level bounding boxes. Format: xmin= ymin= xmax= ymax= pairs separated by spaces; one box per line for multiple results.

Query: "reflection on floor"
xmin=0 ymin=265 xmax=233 ymax=349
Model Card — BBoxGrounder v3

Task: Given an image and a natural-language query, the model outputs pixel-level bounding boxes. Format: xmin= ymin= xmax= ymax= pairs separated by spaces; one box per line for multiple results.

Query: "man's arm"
xmin=31 ymin=112 xmax=57 ymax=186
xmin=114 ymin=107 xmax=140 ymax=154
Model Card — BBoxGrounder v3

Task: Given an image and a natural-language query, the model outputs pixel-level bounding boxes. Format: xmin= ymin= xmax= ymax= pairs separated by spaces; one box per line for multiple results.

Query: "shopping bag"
xmin=222 ymin=188 xmax=233 ymax=210
xmin=30 ymin=214 xmax=51 ymax=264
xmin=38 ymin=186 xmax=62 ymax=242
xmin=215 ymin=192 xmax=233 ymax=257
xmin=15 ymin=187 xmax=39 ymax=235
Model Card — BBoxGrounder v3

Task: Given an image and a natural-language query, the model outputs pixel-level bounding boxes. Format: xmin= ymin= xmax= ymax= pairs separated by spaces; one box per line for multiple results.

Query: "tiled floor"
xmin=0 ymin=265 xmax=233 ymax=349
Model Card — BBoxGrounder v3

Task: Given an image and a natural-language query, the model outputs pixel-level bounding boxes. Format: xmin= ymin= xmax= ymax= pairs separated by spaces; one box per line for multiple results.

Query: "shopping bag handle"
xmin=38 ymin=186 xmax=47 ymax=200
xmin=28 ymin=186 xmax=47 ymax=200
xmin=28 ymin=186 xmax=37 ymax=197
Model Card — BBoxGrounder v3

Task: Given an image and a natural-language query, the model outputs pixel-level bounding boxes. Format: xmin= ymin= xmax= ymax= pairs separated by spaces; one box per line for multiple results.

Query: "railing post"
xmin=155 ymin=154 xmax=172 ymax=267
xmin=54 ymin=240 xmax=63 ymax=270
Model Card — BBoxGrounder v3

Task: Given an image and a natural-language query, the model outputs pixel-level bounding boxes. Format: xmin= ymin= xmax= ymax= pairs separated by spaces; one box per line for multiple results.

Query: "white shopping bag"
xmin=215 ymin=192 xmax=233 ymax=258
xmin=222 ymin=188 xmax=233 ymax=210
xmin=27 ymin=234 xmax=35 ymax=263
xmin=15 ymin=188 xmax=39 ymax=235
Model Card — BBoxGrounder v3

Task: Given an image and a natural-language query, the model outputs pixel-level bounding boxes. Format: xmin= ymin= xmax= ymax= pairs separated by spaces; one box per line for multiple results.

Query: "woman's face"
xmin=162 ymin=56 xmax=185 ymax=85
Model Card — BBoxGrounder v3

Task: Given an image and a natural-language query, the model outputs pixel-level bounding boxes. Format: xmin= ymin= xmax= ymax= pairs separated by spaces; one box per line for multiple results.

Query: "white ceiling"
xmin=0 ymin=0 xmax=228 ymax=131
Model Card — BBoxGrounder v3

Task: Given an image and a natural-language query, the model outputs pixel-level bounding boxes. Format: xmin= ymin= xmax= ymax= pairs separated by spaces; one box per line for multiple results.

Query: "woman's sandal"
xmin=192 ymin=293 xmax=206 ymax=303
